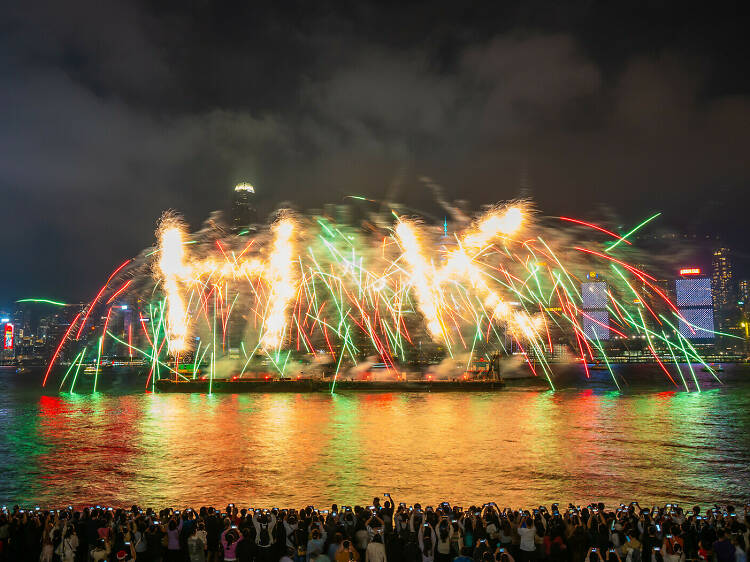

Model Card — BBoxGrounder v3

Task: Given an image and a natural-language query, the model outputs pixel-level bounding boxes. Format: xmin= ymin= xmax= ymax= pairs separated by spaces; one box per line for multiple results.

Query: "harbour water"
xmin=1 ymin=366 xmax=749 ymax=508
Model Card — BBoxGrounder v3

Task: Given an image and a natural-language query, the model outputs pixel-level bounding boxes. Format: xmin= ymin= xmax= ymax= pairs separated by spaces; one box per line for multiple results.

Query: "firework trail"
xmin=41 ymin=198 xmax=721 ymax=392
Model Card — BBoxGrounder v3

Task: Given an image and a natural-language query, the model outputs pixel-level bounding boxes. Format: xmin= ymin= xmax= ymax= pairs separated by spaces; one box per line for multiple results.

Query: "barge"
xmin=155 ymin=378 xmax=505 ymax=393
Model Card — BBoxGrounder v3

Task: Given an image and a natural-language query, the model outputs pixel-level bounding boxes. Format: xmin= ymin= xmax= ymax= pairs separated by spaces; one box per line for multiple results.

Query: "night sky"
xmin=1 ymin=1 xmax=749 ymax=304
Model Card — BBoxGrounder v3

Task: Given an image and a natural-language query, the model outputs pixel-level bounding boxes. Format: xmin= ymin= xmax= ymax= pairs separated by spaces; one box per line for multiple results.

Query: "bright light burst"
xmin=43 ymin=200 xmax=721 ymax=392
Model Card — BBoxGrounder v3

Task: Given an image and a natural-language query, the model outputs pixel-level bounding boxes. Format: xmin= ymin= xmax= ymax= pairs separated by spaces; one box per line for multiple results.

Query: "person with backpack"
xmin=60 ymin=525 xmax=78 ymax=562
xmin=132 ymin=521 xmax=148 ymax=560
xmin=253 ymin=511 xmax=278 ymax=562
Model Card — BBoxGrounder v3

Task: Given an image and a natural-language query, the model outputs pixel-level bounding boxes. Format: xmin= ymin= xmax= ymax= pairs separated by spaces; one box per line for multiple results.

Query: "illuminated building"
xmin=711 ymin=247 xmax=733 ymax=307
xmin=711 ymin=247 xmax=734 ymax=331
xmin=231 ymin=183 xmax=257 ymax=232
xmin=739 ymin=279 xmax=749 ymax=303
xmin=0 ymin=318 xmax=16 ymax=361
xmin=581 ymin=272 xmax=609 ymax=341
xmin=675 ymin=268 xmax=714 ymax=340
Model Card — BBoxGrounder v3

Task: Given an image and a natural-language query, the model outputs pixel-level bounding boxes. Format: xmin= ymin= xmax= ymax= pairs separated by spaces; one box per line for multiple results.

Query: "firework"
xmin=41 ymin=199 xmax=721 ymax=392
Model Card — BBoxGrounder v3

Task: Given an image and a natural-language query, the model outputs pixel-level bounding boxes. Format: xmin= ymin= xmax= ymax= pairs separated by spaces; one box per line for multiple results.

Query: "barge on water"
xmin=155 ymin=378 xmax=505 ymax=393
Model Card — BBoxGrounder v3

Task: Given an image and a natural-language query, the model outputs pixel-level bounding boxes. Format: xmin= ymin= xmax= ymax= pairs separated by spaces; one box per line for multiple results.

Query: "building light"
xmin=234 ymin=182 xmax=255 ymax=193
xmin=679 ymin=268 xmax=701 ymax=276
xmin=120 ymin=305 xmax=128 ymax=310
xmin=3 ymin=324 xmax=13 ymax=349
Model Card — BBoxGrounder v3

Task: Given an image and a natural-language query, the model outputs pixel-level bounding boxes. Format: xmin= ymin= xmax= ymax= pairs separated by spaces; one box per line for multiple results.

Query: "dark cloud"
xmin=1 ymin=0 xmax=748 ymax=304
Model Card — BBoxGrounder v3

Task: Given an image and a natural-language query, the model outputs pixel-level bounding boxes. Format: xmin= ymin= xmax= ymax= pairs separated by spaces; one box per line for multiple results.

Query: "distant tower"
xmin=231 ymin=183 xmax=257 ymax=232
xmin=711 ymin=247 xmax=734 ymax=330
xmin=675 ymin=268 xmax=715 ymax=340
xmin=739 ymin=279 xmax=749 ymax=303
xmin=581 ymin=272 xmax=609 ymax=341
xmin=712 ymin=247 xmax=733 ymax=307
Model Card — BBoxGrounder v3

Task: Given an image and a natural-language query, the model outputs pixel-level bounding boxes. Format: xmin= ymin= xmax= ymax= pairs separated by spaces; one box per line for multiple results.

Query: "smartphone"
xmin=656 ymin=525 xmax=661 ymax=532
xmin=125 ymin=542 xmax=131 ymax=546
xmin=592 ymin=548 xmax=598 ymax=553
xmin=609 ymin=550 xmax=615 ymax=554
xmin=499 ymin=549 xmax=506 ymax=553
xmin=400 ymin=503 xmax=406 ymax=507
xmin=654 ymin=548 xmax=661 ymax=553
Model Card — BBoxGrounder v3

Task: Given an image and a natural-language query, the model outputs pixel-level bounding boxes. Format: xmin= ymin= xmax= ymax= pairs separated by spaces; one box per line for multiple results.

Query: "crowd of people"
xmin=0 ymin=498 xmax=747 ymax=562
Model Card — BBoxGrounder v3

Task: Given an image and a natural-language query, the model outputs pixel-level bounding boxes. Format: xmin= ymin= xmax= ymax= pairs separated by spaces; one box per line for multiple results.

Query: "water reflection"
xmin=1 ymin=375 xmax=749 ymax=508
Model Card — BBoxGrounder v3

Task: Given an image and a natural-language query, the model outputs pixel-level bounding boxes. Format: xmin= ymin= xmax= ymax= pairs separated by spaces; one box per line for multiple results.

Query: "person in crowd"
xmin=715 ymin=529 xmax=737 ymax=562
xmin=60 ymin=525 xmax=78 ymax=562
xmin=222 ymin=525 xmax=243 ymax=562
xmin=367 ymin=532 xmax=387 ymax=562
xmin=307 ymin=525 xmax=328 ymax=562
xmin=0 ymin=500 xmax=748 ymax=562
xmin=418 ymin=521 xmax=436 ymax=562
xmin=336 ymin=539 xmax=361 ymax=562
xmin=516 ymin=515 xmax=536 ymax=562
xmin=254 ymin=510 xmax=278 ymax=562
xmin=188 ymin=523 xmax=208 ymax=562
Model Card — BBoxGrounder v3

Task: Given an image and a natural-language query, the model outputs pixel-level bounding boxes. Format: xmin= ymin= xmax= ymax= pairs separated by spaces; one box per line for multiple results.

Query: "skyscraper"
xmin=581 ymin=272 xmax=609 ymax=341
xmin=675 ymin=269 xmax=714 ymax=340
xmin=711 ymin=247 xmax=734 ymax=330
xmin=711 ymin=247 xmax=733 ymax=307
xmin=231 ymin=183 xmax=257 ymax=232
xmin=739 ymin=279 xmax=749 ymax=303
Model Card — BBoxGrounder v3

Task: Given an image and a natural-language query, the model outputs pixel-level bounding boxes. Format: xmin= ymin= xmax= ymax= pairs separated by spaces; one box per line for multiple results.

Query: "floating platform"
xmin=155 ymin=378 xmax=505 ymax=393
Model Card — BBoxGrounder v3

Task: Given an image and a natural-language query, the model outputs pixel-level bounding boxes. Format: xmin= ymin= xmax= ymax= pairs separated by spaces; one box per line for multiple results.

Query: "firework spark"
xmin=42 ymin=199 xmax=719 ymax=392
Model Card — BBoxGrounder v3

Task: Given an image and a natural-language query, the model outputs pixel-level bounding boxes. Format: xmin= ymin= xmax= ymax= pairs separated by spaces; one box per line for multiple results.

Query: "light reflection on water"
xmin=0 ymin=369 xmax=749 ymax=508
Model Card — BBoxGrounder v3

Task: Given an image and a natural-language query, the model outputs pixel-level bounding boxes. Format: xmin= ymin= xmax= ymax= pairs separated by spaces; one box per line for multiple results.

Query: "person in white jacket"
xmin=366 ymin=533 xmax=387 ymax=562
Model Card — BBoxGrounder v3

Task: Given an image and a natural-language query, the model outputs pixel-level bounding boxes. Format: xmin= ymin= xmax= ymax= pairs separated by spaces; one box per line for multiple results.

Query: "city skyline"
xmin=1 ymin=1 xmax=749 ymax=302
